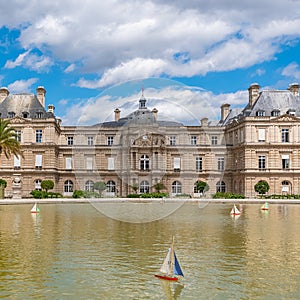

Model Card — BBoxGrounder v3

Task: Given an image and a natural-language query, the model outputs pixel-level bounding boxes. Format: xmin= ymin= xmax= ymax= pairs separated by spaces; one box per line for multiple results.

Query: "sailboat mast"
xmin=170 ymin=236 xmax=175 ymax=276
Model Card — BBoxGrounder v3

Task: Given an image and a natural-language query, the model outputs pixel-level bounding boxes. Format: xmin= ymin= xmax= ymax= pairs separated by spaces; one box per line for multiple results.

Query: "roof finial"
xmin=141 ymin=86 xmax=144 ymax=97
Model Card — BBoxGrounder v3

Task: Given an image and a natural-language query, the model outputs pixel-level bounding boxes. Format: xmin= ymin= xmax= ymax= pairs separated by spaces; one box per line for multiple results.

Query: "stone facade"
xmin=0 ymin=83 xmax=300 ymax=198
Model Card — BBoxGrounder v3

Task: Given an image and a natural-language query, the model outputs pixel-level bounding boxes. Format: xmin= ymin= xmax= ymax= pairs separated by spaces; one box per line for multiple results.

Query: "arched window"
xmin=140 ymin=180 xmax=149 ymax=193
xmin=282 ymin=180 xmax=290 ymax=193
xmin=216 ymin=181 xmax=226 ymax=193
xmin=35 ymin=179 xmax=42 ymax=191
xmin=85 ymin=180 xmax=94 ymax=192
xmin=107 ymin=180 xmax=116 ymax=193
xmin=64 ymin=180 xmax=73 ymax=193
xmin=172 ymin=181 xmax=182 ymax=194
xmin=140 ymin=155 xmax=150 ymax=170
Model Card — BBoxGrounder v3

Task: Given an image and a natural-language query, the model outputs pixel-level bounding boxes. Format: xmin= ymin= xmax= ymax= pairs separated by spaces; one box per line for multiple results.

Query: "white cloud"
xmin=1 ymin=0 xmax=300 ymax=87
xmin=282 ymin=62 xmax=300 ymax=81
xmin=5 ymin=50 xmax=53 ymax=72
xmin=7 ymin=78 xmax=39 ymax=93
xmin=61 ymin=85 xmax=248 ymax=126
xmin=64 ymin=63 xmax=76 ymax=73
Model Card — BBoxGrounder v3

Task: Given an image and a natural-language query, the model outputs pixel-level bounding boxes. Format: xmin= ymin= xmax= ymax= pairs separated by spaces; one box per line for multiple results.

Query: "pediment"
xmin=132 ymin=134 xmax=166 ymax=147
xmin=9 ymin=116 xmax=31 ymax=124
xmin=273 ymin=114 xmax=299 ymax=122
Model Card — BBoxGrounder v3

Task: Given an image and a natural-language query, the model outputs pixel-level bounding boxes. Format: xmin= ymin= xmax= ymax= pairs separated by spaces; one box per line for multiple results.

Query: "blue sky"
xmin=1 ymin=0 xmax=300 ymax=125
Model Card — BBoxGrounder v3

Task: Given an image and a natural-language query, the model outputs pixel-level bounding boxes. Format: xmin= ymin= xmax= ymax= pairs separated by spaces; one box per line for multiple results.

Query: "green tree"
xmin=0 ymin=179 xmax=7 ymax=188
xmin=254 ymin=180 xmax=270 ymax=195
xmin=0 ymin=119 xmax=22 ymax=159
xmin=131 ymin=183 xmax=139 ymax=194
xmin=94 ymin=181 xmax=107 ymax=196
xmin=195 ymin=181 xmax=209 ymax=194
xmin=153 ymin=182 xmax=166 ymax=193
xmin=41 ymin=180 xmax=54 ymax=192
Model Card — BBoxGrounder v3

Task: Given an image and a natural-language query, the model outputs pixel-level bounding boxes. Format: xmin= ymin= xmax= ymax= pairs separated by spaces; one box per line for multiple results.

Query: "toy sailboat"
xmin=230 ymin=204 xmax=241 ymax=216
xmin=155 ymin=236 xmax=184 ymax=281
xmin=261 ymin=202 xmax=269 ymax=210
xmin=31 ymin=203 xmax=40 ymax=213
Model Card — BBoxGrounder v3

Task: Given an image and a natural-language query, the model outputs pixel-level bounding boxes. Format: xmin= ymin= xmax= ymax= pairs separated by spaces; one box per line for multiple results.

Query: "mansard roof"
xmin=224 ymin=88 xmax=300 ymax=125
xmin=248 ymin=90 xmax=300 ymax=117
xmin=94 ymin=94 xmax=184 ymax=128
xmin=0 ymin=93 xmax=53 ymax=119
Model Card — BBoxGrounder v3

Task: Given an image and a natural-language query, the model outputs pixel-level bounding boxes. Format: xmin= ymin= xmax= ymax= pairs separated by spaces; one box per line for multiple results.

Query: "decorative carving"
xmin=274 ymin=114 xmax=298 ymax=122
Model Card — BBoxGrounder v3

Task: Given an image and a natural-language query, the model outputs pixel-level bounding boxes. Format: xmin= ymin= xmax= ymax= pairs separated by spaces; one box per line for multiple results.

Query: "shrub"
xmin=41 ymin=180 xmax=54 ymax=192
xmin=30 ymin=190 xmax=48 ymax=199
xmin=212 ymin=192 xmax=245 ymax=199
xmin=0 ymin=179 xmax=7 ymax=188
xmin=72 ymin=190 xmax=84 ymax=198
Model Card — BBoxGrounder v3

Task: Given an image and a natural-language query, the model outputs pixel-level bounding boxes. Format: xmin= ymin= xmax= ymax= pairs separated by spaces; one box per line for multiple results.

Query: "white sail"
xmin=230 ymin=204 xmax=240 ymax=215
xmin=160 ymin=248 xmax=172 ymax=275
xmin=31 ymin=203 xmax=40 ymax=213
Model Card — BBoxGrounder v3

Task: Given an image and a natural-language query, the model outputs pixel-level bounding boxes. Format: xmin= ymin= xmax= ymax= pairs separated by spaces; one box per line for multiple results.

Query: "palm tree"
xmin=0 ymin=119 xmax=22 ymax=159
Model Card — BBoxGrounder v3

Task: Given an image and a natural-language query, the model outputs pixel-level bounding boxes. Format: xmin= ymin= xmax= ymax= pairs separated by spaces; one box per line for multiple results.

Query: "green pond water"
xmin=0 ymin=202 xmax=299 ymax=299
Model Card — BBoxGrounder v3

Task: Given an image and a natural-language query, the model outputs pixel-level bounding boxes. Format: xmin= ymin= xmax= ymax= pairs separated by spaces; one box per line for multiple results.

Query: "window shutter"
xmin=14 ymin=155 xmax=21 ymax=167
xmin=86 ymin=157 xmax=93 ymax=170
xmin=66 ymin=157 xmax=72 ymax=169
xmin=108 ymin=157 xmax=115 ymax=170
xmin=174 ymin=157 xmax=180 ymax=169
xmin=258 ymin=128 xmax=265 ymax=141
xmin=35 ymin=154 xmax=42 ymax=167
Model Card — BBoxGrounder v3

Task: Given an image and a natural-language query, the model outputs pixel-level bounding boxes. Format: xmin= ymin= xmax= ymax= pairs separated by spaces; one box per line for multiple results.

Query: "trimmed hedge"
xmin=212 ymin=192 xmax=245 ymax=199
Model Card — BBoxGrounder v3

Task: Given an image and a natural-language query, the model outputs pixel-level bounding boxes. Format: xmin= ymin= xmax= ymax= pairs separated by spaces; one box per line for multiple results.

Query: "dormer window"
xmin=8 ymin=112 xmax=15 ymax=118
xmin=271 ymin=110 xmax=280 ymax=117
xmin=287 ymin=109 xmax=296 ymax=116
xmin=22 ymin=112 xmax=29 ymax=118
xmin=36 ymin=112 xmax=43 ymax=118
xmin=256 ymin=110 xmax=265 ymax=117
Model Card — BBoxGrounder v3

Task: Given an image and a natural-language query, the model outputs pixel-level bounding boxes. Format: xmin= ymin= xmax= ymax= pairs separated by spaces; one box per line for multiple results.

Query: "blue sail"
xmin=173 ymin=252 xmax=184 ymax=277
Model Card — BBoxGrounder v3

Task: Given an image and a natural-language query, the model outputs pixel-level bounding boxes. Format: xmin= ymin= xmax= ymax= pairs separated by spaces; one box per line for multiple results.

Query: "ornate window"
xmin=85 ymin=180 xmax=94 ymax=192
xmin=35 ymin=179 xmax=42 ymax=191
xmin=281 ymin=129 xmax=289 ymax=142
xmin=172 ymin=181 xmax=182 ymax=194
xmin=64 ymin=180 xmax=73 ymax=193
xmin=87 ymin=136 xmax=94 ymax=146
xmin=36 ymin=130 xmax=43 ymax=143
xmin=211 ymin=136 xmax=218 ymax=145
xmin=107 ymin=136 xmax=114 ymax=146
xmin=169 ymin=136 xmax=176 ymax=145
xmin=67 ymin=136 xmax=74 ymax=145
xmin=140 ymin=155 xmax=150 ymax=170
xmin=190 ymin=136 xmax=197 ymax=145
xmin=217 ymin=157 xmax=225 ymax=171
xmin=140 ymin=180 xmax=149 ymax=193
xmin=107 ymin=180 xmax=116 ymax=193
xmin=216 ymin=181 xmax=226 ymax=193
xmin=258 ymin=155 xmax=266 ymax=170
xmin=196 ymin=157 xmax=202 ymax=172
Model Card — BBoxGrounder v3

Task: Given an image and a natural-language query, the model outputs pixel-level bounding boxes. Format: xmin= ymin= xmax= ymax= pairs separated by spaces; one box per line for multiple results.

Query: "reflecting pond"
xmin=0 ymin=203 xmax=299 ymax=299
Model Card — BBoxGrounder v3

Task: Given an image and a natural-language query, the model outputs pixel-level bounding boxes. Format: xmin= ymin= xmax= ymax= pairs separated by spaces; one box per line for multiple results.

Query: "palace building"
xmin=0 ymin=83 xmax=300 ymax=198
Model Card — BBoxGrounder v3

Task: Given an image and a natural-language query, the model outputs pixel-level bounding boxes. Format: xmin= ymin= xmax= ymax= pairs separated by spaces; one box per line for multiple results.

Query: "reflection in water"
xmin=159 ymin=280 xmax=184 ymax=300
xmin=0 ymin=203 xmax=299 ymax=299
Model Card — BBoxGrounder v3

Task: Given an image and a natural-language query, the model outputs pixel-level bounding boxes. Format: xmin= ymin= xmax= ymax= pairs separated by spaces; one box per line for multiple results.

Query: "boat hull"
xmin=154 ymin=274 xmax=178 ymax=281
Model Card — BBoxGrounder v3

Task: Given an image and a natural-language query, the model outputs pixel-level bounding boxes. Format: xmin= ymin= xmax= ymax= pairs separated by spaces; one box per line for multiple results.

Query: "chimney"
xmin=48 ymin=104 xmax=55 ymax=114
xmin=248 ymin=83 xmax=260 ymax=106
xmin=201 ymin=117 xmax=208 ymax=127
xmin=114 ymin=108 xmax=120 ymax=121
xmin=288 ymin=83 xmax=300 ymax=99
xmin=36 ymin=86 xmax=46 ymax=107
xmin=152 ymin=108 xmax=158 ymax=120
xmin=221 ymin=103 xmax=230 ymax=122
xmin=0 ymin=87 xmax=9 ymax=103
